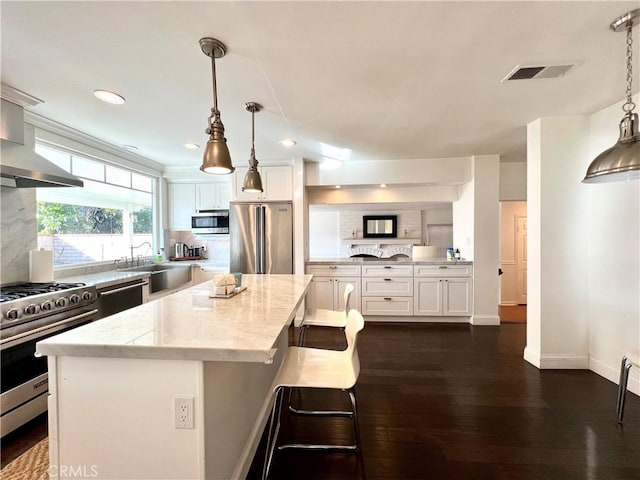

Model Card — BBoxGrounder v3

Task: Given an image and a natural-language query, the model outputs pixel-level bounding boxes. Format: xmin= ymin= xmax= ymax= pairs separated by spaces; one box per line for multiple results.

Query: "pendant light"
xmin=583 ymin=9 xmax=640 ymax=183
xmin=242 ymin=102 xmax=264 ymax=193
xmin=199 ymin=37 xmax=234 ymax=175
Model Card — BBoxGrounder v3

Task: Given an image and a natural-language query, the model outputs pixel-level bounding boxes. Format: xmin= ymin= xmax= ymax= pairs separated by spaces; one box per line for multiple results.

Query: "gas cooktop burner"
xmin=0 ymin=282 xmax=86 ymax=303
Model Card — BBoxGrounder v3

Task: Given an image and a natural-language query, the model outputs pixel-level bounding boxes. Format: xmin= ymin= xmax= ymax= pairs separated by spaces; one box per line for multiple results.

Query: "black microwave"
xmin=191 ymin=210 xmax=229 ymax=234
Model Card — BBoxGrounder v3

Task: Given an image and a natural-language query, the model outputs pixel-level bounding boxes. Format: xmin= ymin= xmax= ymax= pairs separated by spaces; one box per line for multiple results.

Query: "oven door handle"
xmin=1 ymin=309 xmax=99 ymax=349
xmin=99 ymin=280 xmax=148 ymax=296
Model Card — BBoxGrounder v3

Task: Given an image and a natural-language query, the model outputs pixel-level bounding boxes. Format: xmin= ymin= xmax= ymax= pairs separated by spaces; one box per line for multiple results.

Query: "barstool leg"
xmin=616 ymin=356 xmax=628 ymax=418
xmin=348 ymin=387 xmax=366 ymax=480
xmin=263 ymin=387 xmax=284 ymax=480
xmin=618 ymin=362 xmax=633 ymax=424
xmin=298 ymin=325 xmax=307 ymax=346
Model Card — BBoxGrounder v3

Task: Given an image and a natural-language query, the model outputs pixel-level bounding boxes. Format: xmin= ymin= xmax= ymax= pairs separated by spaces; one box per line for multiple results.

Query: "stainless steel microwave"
xmin=191 ymin=210 xmax=229 ymax=234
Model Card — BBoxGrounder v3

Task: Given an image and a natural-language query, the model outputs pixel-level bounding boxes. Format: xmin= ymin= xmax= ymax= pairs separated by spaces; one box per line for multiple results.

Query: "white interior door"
xmin=516 ymin=215 xmax=527 ymax=304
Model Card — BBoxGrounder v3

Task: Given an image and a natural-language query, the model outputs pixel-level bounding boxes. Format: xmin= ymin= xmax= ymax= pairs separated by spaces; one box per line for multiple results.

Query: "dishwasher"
xmin=96 ymin=278 xmax=149 ymax=320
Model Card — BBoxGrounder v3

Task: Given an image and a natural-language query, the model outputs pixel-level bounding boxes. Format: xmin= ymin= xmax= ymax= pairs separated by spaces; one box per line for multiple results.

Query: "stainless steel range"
xmin=0 ymin=282 xmax=97 ymax=436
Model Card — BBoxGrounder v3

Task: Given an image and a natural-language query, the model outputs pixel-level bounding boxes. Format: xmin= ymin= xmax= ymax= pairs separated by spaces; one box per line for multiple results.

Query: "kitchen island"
xmin=37 ymin=274 xmax=312 ymax=480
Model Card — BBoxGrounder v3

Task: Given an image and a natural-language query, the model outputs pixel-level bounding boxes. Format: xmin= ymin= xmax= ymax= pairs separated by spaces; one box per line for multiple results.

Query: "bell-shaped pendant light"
xmin=583 ymin=9 xmax=640 ymax=183
xmin=242 ymin=102 xmax=264 ymax=193
xmin=199 ymin=37 xmax=234 ymax=175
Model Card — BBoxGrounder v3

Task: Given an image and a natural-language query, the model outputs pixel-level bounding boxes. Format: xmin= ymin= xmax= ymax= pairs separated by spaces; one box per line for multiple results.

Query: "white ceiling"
xmin=2 ymin=1 xmax=638 ymax=170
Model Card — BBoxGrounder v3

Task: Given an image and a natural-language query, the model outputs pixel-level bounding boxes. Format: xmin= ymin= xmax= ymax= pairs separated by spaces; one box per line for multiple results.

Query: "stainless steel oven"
xmin=0 ymin=282 xmax=97 ymax=436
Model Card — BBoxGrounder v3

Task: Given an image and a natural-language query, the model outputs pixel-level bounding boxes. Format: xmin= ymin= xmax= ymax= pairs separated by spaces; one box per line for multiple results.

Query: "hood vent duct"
xmin=0 ymin=86 xmax=83 ymax=188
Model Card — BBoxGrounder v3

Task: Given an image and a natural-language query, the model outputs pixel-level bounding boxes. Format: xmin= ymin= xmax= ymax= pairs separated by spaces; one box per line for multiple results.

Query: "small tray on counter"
xmin=209 ymin=286 xmax=247 ymax=299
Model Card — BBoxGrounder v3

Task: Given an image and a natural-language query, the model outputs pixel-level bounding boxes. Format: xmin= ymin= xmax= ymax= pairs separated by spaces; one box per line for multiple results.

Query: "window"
xmin=35 ymin=143 xmax=155 ymax=266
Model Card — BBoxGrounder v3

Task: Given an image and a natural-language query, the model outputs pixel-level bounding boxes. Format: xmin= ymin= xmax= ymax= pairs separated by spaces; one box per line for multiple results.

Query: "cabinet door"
xmin=217 ymin=183 xmax=231 ymax=208
xmin=196 ymin=183 xmax=232 ymax=210
xmin=333 ymin=277 xmax=361 ymax=312
xmin=195 ymin=184 xmax=217 ymax=211
xmin=307 ymin=276 xmax=334 ymax=314
xmin=443 ymin=277 xmax=472 ymax=316
xmin=263 ymin=166 xmax=292 ymax=201
xmin=414 ymin=278 xmax=443 ymax=315
xmin=169 ymin=184 xmax=195 ymax=230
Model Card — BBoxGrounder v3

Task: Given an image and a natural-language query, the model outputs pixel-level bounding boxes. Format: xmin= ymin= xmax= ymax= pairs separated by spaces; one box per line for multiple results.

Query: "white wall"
xmin=499 ymin=162 xmax=527 ymax=201
xmin=306 ymin=157 xmax=471 ymax=186
xmin=453 ymin=155 xmax=500 ymax=325
xmin=586 ymin=98 xmax=640 ymax=394
xmin=308 ymin=210 xmax=341 ymax=258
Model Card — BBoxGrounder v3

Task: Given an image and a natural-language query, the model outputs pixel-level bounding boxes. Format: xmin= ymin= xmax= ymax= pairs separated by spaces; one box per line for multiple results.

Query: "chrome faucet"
xmin=130 ymin=241 xmax=152 ymax=265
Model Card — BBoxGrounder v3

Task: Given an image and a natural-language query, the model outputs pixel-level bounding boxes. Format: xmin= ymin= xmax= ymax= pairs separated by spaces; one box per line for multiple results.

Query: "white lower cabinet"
xmin=413 ymin=265 xmax=473 ymax=316
xmin=305 ymin=264 xmax=361 ymax=314
xmin=361 ymin=263 xmax=413 ymax=316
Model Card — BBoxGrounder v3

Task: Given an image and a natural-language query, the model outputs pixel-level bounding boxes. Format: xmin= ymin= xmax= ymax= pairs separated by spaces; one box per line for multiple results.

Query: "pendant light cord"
xmin=623 ymin=23 xmax=636 ymax=114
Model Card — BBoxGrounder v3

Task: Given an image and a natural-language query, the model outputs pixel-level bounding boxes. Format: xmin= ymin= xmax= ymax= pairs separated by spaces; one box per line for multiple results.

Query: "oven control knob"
xmin=55 ymin=297 xmax=68 ymax=308
xmin=41 ymin=301 xmax=52 ymax=311
xmin=69 ymin=294 xmax=81 ymax=305
xmin=24 ymin=304 xmax=40 ymax=315
xmin=81 ymin=291 xmax=93 ymax=302
xmin=6 ymin=308 xmax=20 ymax=320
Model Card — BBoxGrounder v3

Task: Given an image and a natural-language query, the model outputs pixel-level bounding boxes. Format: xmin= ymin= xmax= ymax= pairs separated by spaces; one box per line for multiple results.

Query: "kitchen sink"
xmin=123 ymin=263 xmax=192 ymax=294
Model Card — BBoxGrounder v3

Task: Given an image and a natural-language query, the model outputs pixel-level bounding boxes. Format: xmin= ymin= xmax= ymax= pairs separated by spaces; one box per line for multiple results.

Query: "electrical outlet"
xmin=174 ymin=395 xmax=195 ymax=429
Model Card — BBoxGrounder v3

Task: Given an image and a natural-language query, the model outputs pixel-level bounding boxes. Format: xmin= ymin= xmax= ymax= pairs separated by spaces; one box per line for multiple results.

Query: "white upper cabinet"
xmin=196 ymin=183 xmax=231 ymax=211
xmin=233 ymin=166 xmax=292 ymax=201
xmin=168 ymin=183 xmax=196 ymax=230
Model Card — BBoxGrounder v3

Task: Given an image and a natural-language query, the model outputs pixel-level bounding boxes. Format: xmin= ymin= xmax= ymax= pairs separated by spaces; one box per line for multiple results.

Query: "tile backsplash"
xmin=169 ymin=230 xmax=230 ymax=268
xmin=1 ymin=187 xmax=37 ymax=284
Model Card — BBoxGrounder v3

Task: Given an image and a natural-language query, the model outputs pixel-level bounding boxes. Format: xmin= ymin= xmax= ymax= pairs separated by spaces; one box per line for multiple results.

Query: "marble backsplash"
xmin=1 ymin=187 xmax=38 ymax=284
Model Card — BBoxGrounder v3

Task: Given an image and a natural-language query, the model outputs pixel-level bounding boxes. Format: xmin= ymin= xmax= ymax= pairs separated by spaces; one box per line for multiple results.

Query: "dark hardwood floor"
xmin=3 ymin=323 xmax=639 ymax=479
xmin=248 ymin=323 xmax=640 ymax=480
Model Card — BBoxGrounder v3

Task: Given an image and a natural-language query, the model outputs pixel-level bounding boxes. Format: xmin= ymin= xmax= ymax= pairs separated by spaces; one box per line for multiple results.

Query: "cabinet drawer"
xmin=362 ymin=264 xmax=413 ymax=277
xmin=413 ymin=264 xmax=473 ymax=277
xmin=362 ymin=296 xmax=413 ymax=316
xmin=306 ymin=264 xmax=362 ymax=277
xmin=362 ymin=277 xmax=413 ymax=296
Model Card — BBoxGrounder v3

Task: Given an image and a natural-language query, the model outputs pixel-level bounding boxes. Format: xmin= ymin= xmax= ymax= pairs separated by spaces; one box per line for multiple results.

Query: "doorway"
xmin=499 ymin=201 xmax=527 ymax=323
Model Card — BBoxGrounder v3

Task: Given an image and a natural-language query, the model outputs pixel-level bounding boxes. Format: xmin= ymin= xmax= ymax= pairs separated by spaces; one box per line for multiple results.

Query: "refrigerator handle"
xmin=259 ymin=205 xmax=266 ymax=273
xmin=256 ymin=205 xmax=266 ymax=273
xmin=254 ymin=205 xmax=261 ymax=273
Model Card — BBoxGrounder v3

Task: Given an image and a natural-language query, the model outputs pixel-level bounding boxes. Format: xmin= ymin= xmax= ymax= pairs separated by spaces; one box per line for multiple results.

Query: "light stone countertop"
xmin=36 ymin=274 xmax=313 ymax=363
xmin=306 ymin=257 xmax=472 ymax=265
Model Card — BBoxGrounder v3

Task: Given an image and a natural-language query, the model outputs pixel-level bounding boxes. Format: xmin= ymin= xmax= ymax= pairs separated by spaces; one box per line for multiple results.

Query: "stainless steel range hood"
xmin=1 ymin=97 xmax=83 ymax=188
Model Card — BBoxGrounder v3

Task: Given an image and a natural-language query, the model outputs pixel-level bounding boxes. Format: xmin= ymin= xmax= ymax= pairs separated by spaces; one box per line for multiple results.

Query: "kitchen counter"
xmin=307 ymin=257 xmax=472 ymax=265
xmin=37 ymin=274 xmax=312 ymax=363
xmin=57 ymin=269 xmax=152 ymax=289
xmin=38 ymin=274 xmax=312 ymax=480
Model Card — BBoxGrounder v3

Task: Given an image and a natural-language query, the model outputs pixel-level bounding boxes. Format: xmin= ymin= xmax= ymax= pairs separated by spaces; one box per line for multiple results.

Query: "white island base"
xmin=39 ymin=275 xmax=312 ymax=480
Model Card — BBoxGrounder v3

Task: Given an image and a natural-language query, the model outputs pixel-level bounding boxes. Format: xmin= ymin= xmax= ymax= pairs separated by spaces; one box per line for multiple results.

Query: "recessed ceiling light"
xmin=279 ymin=139 xmax=297 ymax=147
xmin=93 ymin=89 xmax=126 ymax=105
xmin=121 ymin=144 xmax=138 ymax=151
xmin=184 ymin=142 xmax=200 ymax=150
xmin=380 ymin=184 xmax=387 ymax=188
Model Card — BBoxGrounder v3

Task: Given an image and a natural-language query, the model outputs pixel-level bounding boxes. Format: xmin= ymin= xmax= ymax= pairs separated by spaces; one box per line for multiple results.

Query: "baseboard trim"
xmin=524 ymin=346 xmax=540 ymax=368
xmin=590 ymin=356 xmax=640 ymax=397
xmin=471 ymin=315 xmax=500 ymax=326
xmin=523 ymin=348 xmax=589 ymax=369
xmin=363 ymin=316 xmax=469 ymax=323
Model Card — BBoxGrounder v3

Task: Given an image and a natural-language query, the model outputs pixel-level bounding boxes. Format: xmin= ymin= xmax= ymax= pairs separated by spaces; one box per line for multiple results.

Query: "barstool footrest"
xmin=288 ymin=405 xmax=354 ymax=417
xmin=278 ymin=443 xmax=358 ymax=451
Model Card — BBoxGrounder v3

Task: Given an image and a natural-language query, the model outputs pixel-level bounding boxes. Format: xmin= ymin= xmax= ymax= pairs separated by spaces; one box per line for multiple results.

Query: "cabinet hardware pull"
xmin=439 ymin=266 xmax=447 ymax=269
xmin=384 ymin=297 xmax=392 ymax=301
xmin=329 ymin=266 xmax=337 ymax=269
xmin=383 ymin=278 xmax=391 ymax=281
xmin=384 ymin=266 xmax=392 ymax=269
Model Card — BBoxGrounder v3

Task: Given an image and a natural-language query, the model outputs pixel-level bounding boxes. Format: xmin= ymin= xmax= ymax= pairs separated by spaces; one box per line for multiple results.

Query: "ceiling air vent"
xmin=501 ymin=64 xmax=575 ymax=82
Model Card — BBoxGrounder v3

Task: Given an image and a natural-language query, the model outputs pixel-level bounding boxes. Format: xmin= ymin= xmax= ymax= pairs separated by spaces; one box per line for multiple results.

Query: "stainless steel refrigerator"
xmin=229 ymin=201 xmax=293 ymax=274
